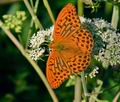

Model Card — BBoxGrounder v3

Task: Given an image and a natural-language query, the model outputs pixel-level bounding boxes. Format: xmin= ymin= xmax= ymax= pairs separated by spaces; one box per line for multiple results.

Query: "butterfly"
xmin=46 ymin=3 xmax=94 ymax=89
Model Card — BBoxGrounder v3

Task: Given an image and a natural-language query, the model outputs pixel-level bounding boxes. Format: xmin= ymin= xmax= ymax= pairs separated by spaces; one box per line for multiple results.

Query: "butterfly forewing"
xmin=46 ymin=3 xmax=94 ymax=89
xmin=53 ymin=3 xmax=80 ymax=41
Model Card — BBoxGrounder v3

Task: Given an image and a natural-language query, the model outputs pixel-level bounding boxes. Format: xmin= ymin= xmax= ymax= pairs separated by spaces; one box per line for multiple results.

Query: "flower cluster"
xmin=81 ymin=17 xmax=120 ymax=68
xmin=29 ymin=27 xmax=53 ymax=49
xmin=28 ymin=48 xmax=45 ymax=61
xmin=3 ymin=11 xmax=26 ymax=33
xmin=28 ymin=26 xmax=53 ymax=61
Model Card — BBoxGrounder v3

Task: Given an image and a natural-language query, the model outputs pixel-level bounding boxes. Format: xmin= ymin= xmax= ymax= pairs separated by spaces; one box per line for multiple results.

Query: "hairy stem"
xmin=43 ymin=0 xmax=55 ymax=23
xmin=0 ymin=20 xmax=58 ymax=102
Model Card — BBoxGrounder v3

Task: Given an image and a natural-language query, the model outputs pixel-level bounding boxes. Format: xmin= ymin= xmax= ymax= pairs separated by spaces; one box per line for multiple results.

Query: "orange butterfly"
xmin=46 ymin=3 xmax=94 ymax=89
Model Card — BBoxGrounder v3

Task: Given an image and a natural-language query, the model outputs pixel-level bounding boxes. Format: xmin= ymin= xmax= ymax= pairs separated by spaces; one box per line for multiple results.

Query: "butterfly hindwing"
xmin=46 ymin=51 xmax=71 ymax=89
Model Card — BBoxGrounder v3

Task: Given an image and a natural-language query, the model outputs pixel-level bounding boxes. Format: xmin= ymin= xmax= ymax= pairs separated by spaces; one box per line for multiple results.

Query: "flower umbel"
xmin=29 ymin=27 xmax=53 ymax=49
xmin=28 ymin=26 xmax=53 ymax=61
xmin=81 ymin=17 xmax=120 ymax=68
xmin=28 ymin=48 xmax=45 ymax=61
xmin=2 ymin=11 xmax=26 ymax=33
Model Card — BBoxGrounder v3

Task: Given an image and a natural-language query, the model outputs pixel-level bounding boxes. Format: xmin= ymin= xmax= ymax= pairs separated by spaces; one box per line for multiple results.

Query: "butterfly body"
xmin=46 ymin=3 xmax=94 ymax=89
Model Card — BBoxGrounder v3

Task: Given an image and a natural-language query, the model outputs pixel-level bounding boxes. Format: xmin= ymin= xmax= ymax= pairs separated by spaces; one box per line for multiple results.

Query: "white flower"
xmin=89 ymin=67 xmax=99 ymax=78
xmin=29 ymin=27 xmax=53 ymax=49
xmin=82 ymin=17 xmax=120 ymax=67
xmin=79 ymin=16 xmax=86 ymax=23
xmin=29 ymin=48 xmax=45 ymax=61
xmin=49 ymin=26 xmax=54 ymax=41
xmin=28 ymin=26 xmax=54 ymax=61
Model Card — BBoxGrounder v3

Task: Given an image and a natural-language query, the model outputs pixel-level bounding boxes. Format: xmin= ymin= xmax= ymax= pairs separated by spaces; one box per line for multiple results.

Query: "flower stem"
xmin=25 ymin=0 xmax=40 ymax=49
xmin=43 ymin=0 xmax=55 ymax=23
xmin=104 ymin=2 xmax=112 ymax=20
xmin=0 ymin=20 xmax=58 ymax=102
xmin=81 ymin=72 xmax=88 ymax=101
xmin=77 ymin=0 xmax=84 ymax=16
xmin=74 ymin=76 xmax=82 ymax=102
xmin=111 ymin=5 xmax=119 ymax=29
xmin=23 ymin=0 xmax=43 ymax=29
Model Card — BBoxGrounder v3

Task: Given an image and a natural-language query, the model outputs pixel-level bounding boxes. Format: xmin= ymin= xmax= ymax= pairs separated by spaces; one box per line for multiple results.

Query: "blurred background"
xmin=0 ymin=0 xmax=120 ymax=102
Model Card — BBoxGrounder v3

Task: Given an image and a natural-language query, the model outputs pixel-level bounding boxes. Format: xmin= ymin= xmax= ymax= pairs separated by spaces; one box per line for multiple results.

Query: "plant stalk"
xmin=43 ymin=0 xmax=55 ymax=23
xmin=81 ymin=72 xmax=88 ymax=101
xmin=74 ymin=76 xmax=82 ymax=102
xmin=77 ymin=0 xmax=84 ymax=16
xmin=23 ymin=0 xmax=43 ymax=29
xmin=111 ymin=5 xmax=119 ymax=29
xmin=25 ymin=0 xmax=40 ymax=49
xmin=104 ymin=2 xmax=112 ymax=19
xmin=113 ymin=91 xmax=120 ymax=102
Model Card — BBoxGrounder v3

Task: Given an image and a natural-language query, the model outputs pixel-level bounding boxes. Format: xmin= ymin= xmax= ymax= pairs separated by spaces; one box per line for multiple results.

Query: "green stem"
xmin=104 ymin=2 xmax=112 ymax=20
xmin=43 ymin=0 xmax=55 ymax=24
xmin=81 ymin=72 xmax=88 ymax=101
xmin=77 ymin=0 xmax=84 ymax=16
xmin=25 ymin=0 xmax=40 ymax=49
xmin=23 ymin=0 xmax=43 ymax=29
xmin=30 ymin=0 xmax=34 ymax=8
xmin=74 ymin=76 xmax=82 ymax=102
xmin=111 ymin=5 xmax=119 ymax=29
xmin=34 ymin=0 xmax=40 ymax=13
xmin=0 ymin=20 xmax=58 ymax=102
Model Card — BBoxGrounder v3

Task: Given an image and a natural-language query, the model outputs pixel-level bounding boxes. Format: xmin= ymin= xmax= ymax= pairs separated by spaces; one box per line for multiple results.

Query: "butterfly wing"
xmin=53 ymin=3 xmax=93 ymax=53
xmin=53 ymin=3 xmax=80 ymax=41
xmin=46 ymin=50 xmax=71 ymax=89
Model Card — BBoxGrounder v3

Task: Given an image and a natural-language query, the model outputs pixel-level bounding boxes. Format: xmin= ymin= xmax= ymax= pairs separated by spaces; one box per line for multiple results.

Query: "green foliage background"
xmin=0 ymin=0 xmax=120 ymax=102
